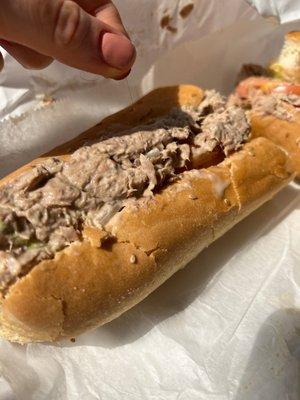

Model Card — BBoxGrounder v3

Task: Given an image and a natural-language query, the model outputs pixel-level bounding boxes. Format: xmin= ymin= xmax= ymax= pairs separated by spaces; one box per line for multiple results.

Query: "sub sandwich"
xmin=0 ymin=37 xmax=298 ymax=343
xmin=232 ymin=31 xmax=300 ymax=177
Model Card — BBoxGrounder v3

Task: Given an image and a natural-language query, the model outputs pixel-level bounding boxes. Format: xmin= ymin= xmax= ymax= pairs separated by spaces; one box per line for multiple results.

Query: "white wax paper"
xmin=248 ymin=0 xmax=300 ymax=23
xmin=0 ymin=1 xmax=300 ymax=399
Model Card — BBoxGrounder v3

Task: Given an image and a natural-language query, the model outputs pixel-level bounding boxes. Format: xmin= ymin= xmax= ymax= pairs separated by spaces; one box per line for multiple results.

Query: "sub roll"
xmin=0 ymin=85 xmax=294 ymax=343
xmin=232 ymin=31 xmax=300 ymax=177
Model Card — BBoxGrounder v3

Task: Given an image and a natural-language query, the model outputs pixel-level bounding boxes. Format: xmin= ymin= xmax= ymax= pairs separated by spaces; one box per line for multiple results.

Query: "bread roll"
xmin=250 ymin=109 xmax=300 ymax=177
xmin=270 ymin=31 xmax=300 ymax=83
xmin=0 ymin=85 xmax=294 ymax=343
xmin=234 ymin=32 xmax=300 ymax=178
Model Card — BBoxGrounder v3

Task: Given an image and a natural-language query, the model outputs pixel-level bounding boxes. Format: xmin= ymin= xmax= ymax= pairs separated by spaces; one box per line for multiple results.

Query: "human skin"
xmin=0 ymin=0 xmax=136 ymax=79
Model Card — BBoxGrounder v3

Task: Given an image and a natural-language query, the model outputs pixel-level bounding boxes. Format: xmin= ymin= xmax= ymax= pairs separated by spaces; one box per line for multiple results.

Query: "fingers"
xmin=0 ymin=40 xmax=53 ymax=70
xmin=76 ymin=0 xmax=127 ymax=34
xmin=94 ymin=1 xmax=128 ymax=36
xmin=100 ymin=31 xmax=136 ymax=72
xmin=0 ymin=0 xmax=136 ymax=79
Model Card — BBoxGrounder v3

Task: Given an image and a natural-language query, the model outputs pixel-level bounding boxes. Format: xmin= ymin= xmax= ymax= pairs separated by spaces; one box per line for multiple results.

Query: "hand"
xmin=0 ymin=0 xmax=136 ymax=79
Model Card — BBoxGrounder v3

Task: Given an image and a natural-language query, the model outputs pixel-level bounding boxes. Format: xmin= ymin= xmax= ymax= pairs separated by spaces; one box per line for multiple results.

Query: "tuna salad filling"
xmin=0 ymin=91 xmax=250 ymax=289
xmin=233 ymin=63 xmax=300 ymax=120
xmin=229 ymin=90 xmax=298 ymax=121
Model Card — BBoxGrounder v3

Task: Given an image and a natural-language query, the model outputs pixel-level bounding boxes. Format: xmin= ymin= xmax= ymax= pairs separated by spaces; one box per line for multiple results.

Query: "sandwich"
xmin=0 ymin=84 xmax=294 ymax=343
xmin=232 ymin=31 xmax=300 ymax=177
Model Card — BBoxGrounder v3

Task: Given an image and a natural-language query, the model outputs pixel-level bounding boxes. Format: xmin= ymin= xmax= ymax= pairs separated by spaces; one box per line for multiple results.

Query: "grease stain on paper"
xmin=180 ymin=3 xmax=194 ymax=19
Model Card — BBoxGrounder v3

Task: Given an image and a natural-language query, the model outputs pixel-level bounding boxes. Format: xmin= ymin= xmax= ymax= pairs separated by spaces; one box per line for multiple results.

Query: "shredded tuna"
xmin=195 ymin=107 xmax=250 ymax=156
xmin=0 ymin=90 xmax=250 ymax=289
xmin=281 ymin=94 xmax=300 ymax=107
xmin=229 ymin=91 xmax=295 ymax=121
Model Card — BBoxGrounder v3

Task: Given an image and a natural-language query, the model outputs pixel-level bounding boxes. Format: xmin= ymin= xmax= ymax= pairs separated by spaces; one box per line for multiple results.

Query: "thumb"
xmin=0 ymin=0 xmax=136 ymax=78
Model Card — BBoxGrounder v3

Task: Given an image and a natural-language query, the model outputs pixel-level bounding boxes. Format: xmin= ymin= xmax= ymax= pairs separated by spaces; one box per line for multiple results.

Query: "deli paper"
xmin=248 ymin=0 xmax=300 ymax=23
xmin=0 ymin=1 xmax=300 ymax=399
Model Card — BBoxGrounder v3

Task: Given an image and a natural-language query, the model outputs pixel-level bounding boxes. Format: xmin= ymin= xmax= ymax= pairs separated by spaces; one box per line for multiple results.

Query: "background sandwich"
xmin=233 ymin=31 xmax=300 ymax=177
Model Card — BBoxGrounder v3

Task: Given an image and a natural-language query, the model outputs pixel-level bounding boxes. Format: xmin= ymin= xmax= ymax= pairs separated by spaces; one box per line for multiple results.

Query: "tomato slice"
xmin=272 ymin=84 xmax=300 ymax=96
xmin=236 ymin=77 xmax=300 ymax=97
xmin=236 ymin=77 xmax=272 ymax=98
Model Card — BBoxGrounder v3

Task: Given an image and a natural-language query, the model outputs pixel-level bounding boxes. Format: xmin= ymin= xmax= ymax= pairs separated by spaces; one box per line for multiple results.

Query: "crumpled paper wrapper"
xmin=0 ymin=1 xmax=300 ymax=399
xmin=248 ymin=0 xmax=300 ymax=23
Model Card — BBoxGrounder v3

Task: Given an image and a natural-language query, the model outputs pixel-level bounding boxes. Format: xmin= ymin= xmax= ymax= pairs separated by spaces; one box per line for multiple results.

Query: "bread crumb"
xmin=248 ymin=149 xmax=255 ymax=157
xmin=224 ymin=198 xmax=231 ymax=206
xmin=188 ymin=194 xmax=198 ymax=200
xmin=73 ymin=286 xmax=78 ymax=290
xmin=130 ymin=254 xmax=137 ymax=264
xmin=81 ymin=288 xmax=86 ymax=293
xmin=35 ymin=93 xmax=55 ymax=107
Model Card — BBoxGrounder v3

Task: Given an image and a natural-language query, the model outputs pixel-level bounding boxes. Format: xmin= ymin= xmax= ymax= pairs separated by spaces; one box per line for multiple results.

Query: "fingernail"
xmin=101 ymin=32 xmax=136 ymax=70
xmin=113 ymin=69 xmax=132 ymax=81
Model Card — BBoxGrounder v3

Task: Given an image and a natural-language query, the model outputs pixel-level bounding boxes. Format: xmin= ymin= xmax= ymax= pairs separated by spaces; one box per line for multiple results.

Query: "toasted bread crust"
xmin=270 ymin=31 xmax=300 ymax=83
xmin=285 ymin=32 xmax=300 ymax=42
xmin=0 ymin=86 xmax=293 ymax=343
xmin=250 ymin=108 xmax=300 ymax=177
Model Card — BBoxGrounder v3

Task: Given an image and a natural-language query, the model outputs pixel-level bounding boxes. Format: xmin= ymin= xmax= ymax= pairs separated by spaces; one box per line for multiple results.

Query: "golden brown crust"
xmin=285 ymin=31 xmax=300 ymax=42
xmin=0 ymin=85 xmax=294 ymax=343
xmin=2 ymin=240 xmax=158 ymax=340
xmin=250 ymin=110 xmax=300 ymax=177
xmin=270 ymin=31 xmax=300 ymax=83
